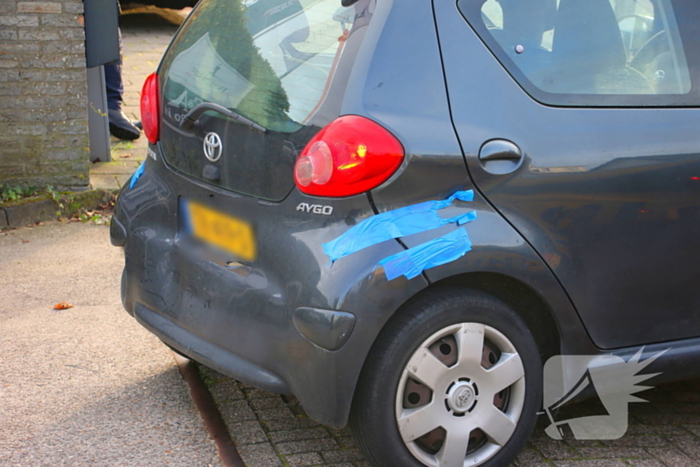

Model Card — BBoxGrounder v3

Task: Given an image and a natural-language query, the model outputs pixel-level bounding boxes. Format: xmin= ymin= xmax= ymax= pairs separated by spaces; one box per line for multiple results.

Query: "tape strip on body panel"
xmin=323 ymin=189 xmax=475 ymax=262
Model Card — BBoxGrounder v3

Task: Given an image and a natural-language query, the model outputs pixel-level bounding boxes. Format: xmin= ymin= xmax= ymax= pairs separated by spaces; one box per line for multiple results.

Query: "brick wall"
xmin=0 ymin=0 xmax=89 ymax=190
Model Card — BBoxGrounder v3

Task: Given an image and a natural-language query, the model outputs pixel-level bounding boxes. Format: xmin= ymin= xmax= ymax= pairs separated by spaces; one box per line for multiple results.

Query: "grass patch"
xmin=0 ymin=184 xmax=40 ymax=203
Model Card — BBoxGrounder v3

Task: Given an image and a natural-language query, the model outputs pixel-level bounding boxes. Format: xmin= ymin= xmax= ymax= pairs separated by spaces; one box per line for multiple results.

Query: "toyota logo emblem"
xmin=203 ymin=132 xmax=223 ymax=162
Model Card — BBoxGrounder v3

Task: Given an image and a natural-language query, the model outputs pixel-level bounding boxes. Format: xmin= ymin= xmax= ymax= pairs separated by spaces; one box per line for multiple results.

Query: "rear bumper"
xmin=135 ymin=302 xmax=290 ymax=393
xmin=112 ymin=157 xmax=429 ymax=427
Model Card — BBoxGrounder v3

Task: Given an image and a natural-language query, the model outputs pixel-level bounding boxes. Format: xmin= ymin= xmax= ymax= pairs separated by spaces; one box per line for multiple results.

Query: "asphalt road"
xmin=0 ymin=221 xmax=221 ymax=466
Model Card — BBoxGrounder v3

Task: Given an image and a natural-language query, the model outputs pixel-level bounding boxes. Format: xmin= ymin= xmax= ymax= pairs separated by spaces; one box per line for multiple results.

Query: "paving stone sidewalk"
xmin=199 ymin=366 xmax=367 ymax=467
xmin=200 ymin=363 xmax=700 ymax=467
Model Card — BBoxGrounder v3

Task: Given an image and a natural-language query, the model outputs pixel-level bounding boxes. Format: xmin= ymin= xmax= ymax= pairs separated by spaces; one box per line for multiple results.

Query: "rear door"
xmin=436 ymin=0 xmax=700 ymax=349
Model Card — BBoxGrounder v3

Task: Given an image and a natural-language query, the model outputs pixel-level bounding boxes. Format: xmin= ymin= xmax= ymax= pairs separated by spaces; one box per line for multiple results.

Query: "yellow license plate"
xmin=186 ymin=200 xmax=256 ymax=261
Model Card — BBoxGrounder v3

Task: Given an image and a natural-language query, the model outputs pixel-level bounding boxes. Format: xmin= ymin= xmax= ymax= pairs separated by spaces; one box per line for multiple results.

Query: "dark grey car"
xmin=111 ymin=0 xmax=700 ymax=465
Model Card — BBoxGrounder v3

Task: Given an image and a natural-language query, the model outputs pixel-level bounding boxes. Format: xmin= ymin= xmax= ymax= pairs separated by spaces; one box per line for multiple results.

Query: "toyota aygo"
xmin=111 ymin=0 xmax=700 ymax=465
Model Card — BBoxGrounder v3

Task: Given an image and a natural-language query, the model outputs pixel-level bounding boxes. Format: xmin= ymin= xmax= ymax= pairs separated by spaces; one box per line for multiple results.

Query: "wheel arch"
xmin=431 ymin=272 xmax=562 ymax=365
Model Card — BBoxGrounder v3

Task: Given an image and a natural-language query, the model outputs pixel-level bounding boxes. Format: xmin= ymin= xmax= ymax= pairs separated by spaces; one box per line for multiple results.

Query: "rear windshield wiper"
xmin=180 ymin=102 xmax=267 ymax=134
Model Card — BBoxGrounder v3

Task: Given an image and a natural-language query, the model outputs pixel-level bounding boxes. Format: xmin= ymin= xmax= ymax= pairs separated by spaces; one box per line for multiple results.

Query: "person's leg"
xmin=104 ymin=61 xmax=124 ymax=111
xmin=106 ymin=27 xmax=141 ymax=140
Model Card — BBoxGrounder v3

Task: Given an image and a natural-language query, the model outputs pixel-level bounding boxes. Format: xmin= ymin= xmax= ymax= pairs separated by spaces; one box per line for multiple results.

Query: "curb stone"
xmin=0 ymin=189 xmax=115 ymax=230
xmin=4 ymin=198 xmax=59 ymax=228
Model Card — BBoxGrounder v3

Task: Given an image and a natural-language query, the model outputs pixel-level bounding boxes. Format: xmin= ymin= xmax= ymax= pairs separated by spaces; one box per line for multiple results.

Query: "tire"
xmin=350 ymin=287 xmax=542 ymax=467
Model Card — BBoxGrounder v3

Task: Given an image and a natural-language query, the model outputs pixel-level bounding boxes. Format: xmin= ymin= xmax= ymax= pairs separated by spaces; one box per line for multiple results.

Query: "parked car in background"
xmin=118 ymin=0 xmax=198 ymax=26
xmin=121 ymin=0 xmax=197 ymax=9
xmin=111 ymin=0 xmax=700 ymax=465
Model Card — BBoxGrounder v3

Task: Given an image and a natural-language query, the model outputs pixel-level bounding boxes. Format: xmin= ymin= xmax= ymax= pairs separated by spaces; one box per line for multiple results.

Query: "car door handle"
xmin=478 ymin=140 xmax=523 ymax=175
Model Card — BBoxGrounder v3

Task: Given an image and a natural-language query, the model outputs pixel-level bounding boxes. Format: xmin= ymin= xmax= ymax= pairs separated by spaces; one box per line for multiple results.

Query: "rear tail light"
xmin=140 ymin=72 xmax=160 ymax=144
xmin=294 ymin=115 xmax=404 ymax=197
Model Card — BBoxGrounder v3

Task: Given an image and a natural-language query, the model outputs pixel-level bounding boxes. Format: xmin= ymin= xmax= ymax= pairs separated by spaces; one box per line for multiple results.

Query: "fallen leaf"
xmin=119 ymin=153 xmax=132 ymax=158
xmin=21 ymin=239 xmax=29 ymax=243
xmin=53 ymin=301 xmax=73 ymax=310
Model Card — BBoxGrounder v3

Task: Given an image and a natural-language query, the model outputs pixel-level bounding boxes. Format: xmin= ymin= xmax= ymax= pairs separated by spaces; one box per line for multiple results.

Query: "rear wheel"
xmin=350 ymin=288 xmax=542 ymax=467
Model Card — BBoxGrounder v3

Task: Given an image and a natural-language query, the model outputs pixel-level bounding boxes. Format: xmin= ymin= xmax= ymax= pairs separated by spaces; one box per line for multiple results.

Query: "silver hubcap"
xmin=395 ymin=323 xmax=526 ymax=467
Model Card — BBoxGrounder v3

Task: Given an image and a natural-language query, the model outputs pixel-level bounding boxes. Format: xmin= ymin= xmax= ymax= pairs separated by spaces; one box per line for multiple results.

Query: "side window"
xmin=458 ymin=0 xmax=698 ymax=106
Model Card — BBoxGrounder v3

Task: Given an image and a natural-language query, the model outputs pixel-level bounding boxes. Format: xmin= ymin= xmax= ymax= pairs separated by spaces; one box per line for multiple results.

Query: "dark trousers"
xmin=104 ymin=27 xmax=123 ymax=111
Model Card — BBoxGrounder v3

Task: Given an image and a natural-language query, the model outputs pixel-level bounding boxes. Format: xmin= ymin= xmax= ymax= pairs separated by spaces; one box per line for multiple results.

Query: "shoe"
xmin=108 ymin=109 xmax=141 ymax=140
xmin=133 ymin=120 xmax=143 ymax=130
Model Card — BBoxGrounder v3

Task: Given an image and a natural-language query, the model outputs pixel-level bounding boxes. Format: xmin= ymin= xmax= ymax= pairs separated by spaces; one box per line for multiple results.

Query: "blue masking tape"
xmin=323 ymin=190 xmax=475 ymax=262
xmin=379 ymin=227 xmax=472 ymax=281
xmin=129 ymin=161 xmax=146 ymax=189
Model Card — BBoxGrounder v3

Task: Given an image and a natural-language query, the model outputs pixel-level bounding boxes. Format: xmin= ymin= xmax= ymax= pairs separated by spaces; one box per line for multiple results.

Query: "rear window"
xmin=459 ymin=0 xmax=700 ymax=107
xmin=158 ymin=0 xmax=374 ymax=200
